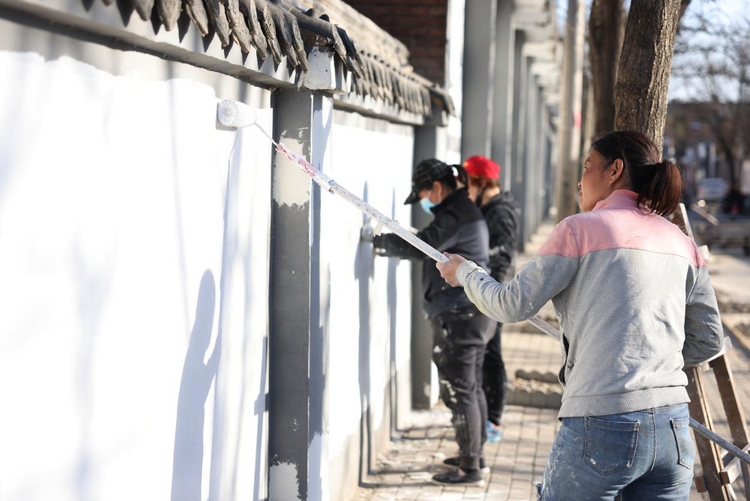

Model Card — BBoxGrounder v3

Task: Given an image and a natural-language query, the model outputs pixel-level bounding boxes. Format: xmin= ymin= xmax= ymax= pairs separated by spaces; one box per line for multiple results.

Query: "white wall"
xmin=1 ymin=18 xmax=423 ymax=501
xmin=318 ymin=111 xmax=414 ymax=501
xmin=0 ymin=47 xmax=272 ymax=501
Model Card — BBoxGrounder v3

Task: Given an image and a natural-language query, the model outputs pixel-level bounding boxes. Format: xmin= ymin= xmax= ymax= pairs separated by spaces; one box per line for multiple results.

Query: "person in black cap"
xmin=373 ymin=158 xmax=494 ymax=485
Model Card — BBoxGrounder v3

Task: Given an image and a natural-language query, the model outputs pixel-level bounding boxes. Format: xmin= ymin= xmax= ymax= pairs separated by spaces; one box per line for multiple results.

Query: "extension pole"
xmin=307 ymin=162 xmax=448 ymax=263
xmin=218 ymin=102 xmax=750 ymax=467
xmin=217 ymin=100 xmax=559 ymax=337
xmin=690 ymin=418 xmax=750 ymax=466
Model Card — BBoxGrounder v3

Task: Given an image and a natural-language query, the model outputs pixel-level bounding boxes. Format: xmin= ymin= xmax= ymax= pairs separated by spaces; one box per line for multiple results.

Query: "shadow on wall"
xmin=171 ymin=270 xmax=222 ymax=501
xmin=354 ymin=186 xmax=408 ymax=489
xmin=354 ymin=182 xmax=374 ymax=483
xmin=225 ymin=124 xmax=269 ymax=501
xmin=309 ymin=155 xmax=332 ymax=501
xmin=209 ymin=126 xmax=268 ymax=501
xmin=309 ymin=263 xmax=331 ymax=501
xmin=251 ymin=336 xmax=268 ymax=501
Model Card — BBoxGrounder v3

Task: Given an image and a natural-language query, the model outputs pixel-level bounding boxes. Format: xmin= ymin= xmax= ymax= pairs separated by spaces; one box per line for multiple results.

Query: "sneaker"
xmin=486 ymin=420 xmax=502 ymax=443
xmin=442 ymin=456 xmax=490 ymax=474
xmin=432 ymin=468 xmax=485 ymax=486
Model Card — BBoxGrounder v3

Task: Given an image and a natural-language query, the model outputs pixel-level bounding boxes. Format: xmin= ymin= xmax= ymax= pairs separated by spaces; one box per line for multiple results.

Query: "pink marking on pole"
xmin=276 ymin=143 xmax=317 ymax=178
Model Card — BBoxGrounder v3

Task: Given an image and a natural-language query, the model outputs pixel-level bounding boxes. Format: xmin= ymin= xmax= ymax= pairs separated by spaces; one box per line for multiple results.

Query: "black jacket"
xmin=374 ymin=188 xmax=489 ymax=318
xmin=481 ymin=192 xmax=520 ymax=282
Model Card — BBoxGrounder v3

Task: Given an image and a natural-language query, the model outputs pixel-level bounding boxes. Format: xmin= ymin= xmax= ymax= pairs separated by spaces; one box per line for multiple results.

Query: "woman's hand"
xmin=436 ymin=252 xmax=467 ymax=287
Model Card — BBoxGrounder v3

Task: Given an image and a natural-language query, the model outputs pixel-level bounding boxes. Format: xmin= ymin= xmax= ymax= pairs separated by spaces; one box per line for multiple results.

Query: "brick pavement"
xmin=352 ymin=322 xmax=562 ymax=501
xmin=352 ymin=222 xmax=750 ymax=501
xmin=352 ymin=333 xmax=750 ymax=500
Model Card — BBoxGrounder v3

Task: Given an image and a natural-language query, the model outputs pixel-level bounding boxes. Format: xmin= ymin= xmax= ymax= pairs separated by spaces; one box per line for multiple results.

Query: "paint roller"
xmin=216 ymin=99 xmax=561 ymax=341
xmin=217 ymin=99 xmax=446 ymax=262
xmin=218 ymin=99 xmax=258 ymax=128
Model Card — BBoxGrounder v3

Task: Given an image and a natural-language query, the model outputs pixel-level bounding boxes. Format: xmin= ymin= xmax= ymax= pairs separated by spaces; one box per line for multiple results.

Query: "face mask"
xmin=476 ymin=185 xmax=488 ymax=208
xmin=420 ymin=192 xmax=438 ymax=213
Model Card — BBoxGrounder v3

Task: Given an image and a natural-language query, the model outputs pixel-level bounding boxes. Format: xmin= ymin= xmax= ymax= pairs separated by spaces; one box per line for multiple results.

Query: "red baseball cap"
xmin=463 ymin=156 xmax=500 ymax=180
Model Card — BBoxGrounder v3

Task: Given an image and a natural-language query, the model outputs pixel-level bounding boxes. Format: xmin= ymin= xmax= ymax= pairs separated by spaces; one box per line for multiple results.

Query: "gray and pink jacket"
xmin=456 ymin=190 xmax=724 ymax=418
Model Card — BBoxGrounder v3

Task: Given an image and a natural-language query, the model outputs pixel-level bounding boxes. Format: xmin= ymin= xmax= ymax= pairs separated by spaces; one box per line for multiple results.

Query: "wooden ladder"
xmin=674 ymin=204 xmax=750 ymax=500
xmin=686 ymin=348 xmax=750 ymax=500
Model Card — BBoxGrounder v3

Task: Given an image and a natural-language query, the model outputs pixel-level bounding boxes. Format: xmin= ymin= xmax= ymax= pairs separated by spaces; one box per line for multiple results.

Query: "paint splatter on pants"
xmin=536 ymin=403 xmax=694 ymax=500
xmin=431 ymin=307 xmax=495 ymax=471
xmin=483 ymin=322 xmax=507 ymax=426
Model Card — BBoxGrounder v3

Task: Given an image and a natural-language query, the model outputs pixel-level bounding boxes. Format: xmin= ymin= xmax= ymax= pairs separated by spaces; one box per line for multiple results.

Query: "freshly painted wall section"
xmin=321 ymin=110 xmax=414 ymax=501
xmin=0 ymin=48 xmax=272 ymax=501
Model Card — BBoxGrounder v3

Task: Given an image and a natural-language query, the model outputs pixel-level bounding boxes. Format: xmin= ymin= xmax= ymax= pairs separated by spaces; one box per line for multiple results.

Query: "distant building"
xmin=665 ymin=101 xmax=748 ymax=198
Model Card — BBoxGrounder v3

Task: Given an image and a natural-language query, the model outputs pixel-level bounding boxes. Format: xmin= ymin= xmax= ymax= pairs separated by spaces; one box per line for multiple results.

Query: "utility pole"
xmin=556 ymin=0 xmax=585 ymax=221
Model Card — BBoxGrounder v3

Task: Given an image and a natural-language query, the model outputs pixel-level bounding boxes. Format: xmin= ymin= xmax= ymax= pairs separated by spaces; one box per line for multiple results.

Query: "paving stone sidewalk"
xmin=352 ymin=327 xmax=561 ymax=501
xmin=352 ymin=221 xmax=750 ymax=501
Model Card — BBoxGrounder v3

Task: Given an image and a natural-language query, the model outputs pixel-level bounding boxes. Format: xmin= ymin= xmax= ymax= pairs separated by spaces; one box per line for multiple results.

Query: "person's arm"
xmin=373 ymin=233 xmax=425 ymax=259
xmin=373 ymin=212 xmax=460 ymax=260
xmin=441 ymin=220 xmax=580 ymax=323
xmin=683 ymin=266 xmax=724 ymax=367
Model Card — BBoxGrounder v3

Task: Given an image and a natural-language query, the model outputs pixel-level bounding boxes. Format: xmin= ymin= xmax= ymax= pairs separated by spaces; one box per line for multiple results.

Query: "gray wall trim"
xmin=410 ymin=125 xmax=441 ymax=409
xmin=267 ymin=89 xmax=332 ymax=501
xmin=491 ymin=0 xmax=515 ymax=186
xmin=267 ymin=89 xmax=325 ymax=501
xmin=0 ymin=0 xmax=344 ymax=92
xmin=510 ymin=31 xmax=527 ymax=250
xmin=334 ymin=94 xmax=428 ymax=127
xmin=522 ymin=69 xmax=537 ymax=245
xmin=332 ymin=108 xmax=415 ymax=136
xmin=535 ymin=84 xmax=546 ymax=230
xmin=460 ymin=0 xmax=497 ymax=159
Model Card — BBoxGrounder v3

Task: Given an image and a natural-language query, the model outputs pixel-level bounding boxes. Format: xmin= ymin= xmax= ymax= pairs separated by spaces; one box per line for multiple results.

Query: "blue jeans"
xmin=537 ymin=404 xmax=695 ymax=500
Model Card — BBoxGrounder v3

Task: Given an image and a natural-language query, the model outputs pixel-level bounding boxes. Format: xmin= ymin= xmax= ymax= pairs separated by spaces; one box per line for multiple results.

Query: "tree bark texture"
xmin=556 ymin=0 xmax=586 ymax=222
xmin=588 ymin=0 xmax=624 ymax=137
xmin=614 ymin=0 xmax=682 ymax=153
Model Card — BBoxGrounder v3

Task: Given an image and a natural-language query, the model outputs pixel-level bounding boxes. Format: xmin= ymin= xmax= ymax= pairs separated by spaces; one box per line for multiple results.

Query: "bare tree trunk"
xmin=556 ymin=0 xmax=586 ymax=221
xmin=588 ymin=0 xmax=624 ymax=136
xmin=614 ymin=0 xmax=683 ymax=152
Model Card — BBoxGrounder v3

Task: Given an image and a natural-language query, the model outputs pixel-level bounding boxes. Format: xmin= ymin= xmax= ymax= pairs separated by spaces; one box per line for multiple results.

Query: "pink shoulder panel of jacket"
xmin=538 ymin=191 xmax=705 ymax=268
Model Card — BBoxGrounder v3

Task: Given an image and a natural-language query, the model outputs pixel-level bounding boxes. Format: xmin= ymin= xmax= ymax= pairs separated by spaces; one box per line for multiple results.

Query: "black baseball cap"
xmin=404 ymin=159 xmax=452 ymax=204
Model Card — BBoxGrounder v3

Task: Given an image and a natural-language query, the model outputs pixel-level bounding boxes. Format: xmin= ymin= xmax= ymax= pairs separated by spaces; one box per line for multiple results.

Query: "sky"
xmin=669 ymin=0 xmax=750 ymax=101
xmin=555 ymin=0 xmax=750 ymax=102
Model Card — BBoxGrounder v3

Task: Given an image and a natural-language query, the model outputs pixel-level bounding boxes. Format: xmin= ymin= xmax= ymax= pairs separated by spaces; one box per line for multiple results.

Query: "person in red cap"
xmin=463 ymin=155 xmax=521 ymax=443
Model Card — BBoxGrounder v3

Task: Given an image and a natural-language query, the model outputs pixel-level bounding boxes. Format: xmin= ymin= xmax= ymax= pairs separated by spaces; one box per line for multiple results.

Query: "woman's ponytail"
xmin=631 ymin=160 xmax=682 ymax=216
xmin=591 ymin=131 xmax=682 ymax=216
xmin=437 ymin=164 xmax=469 ymax=190
xmin=453 ymin=163 xmax=469 ymax=188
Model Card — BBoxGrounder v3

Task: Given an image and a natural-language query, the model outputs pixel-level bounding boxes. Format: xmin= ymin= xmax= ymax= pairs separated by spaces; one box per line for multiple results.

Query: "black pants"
xmin=431 ymin=308 xmax=494 ymax=471
xmin=483 ymin=322 xmax=507 ymax=426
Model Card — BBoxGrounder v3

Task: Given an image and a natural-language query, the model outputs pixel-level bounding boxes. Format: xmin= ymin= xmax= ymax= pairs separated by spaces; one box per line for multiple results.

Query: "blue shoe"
xmin=486 ymin=420 xmax=502 ymax=443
